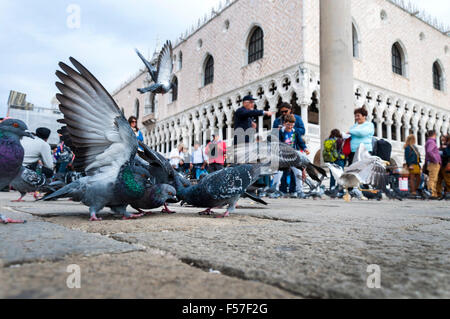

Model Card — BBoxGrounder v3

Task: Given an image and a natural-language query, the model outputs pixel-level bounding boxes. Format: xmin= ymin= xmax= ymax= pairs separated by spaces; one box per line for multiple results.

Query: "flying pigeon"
xmin=326 ymin=144 xmax=389 ymax=202
xmin=136 ymin=41 xmax=175 ymax=94
xmin=234 ymin=141 xmax=327 ymax=183
xmin=0 ymin=119 xmax=32 ymax=224
xmin=41 ymin=57 xmax=164 ymax=221
xmin=174 ymin=164 xmax=263 ymax=218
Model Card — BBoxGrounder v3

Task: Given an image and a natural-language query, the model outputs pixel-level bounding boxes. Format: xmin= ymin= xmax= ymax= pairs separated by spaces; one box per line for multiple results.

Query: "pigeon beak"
xmin=166 ymin=195 xmax=179 ymax=203
xmin=24 ymin=131 xmax=34 ymax=138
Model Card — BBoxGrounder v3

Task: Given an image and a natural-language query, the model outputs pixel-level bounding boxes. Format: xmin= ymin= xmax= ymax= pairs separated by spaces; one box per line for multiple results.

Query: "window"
xmin=134 ymin=99 xmax=140 ymax=119
xmin=352 ymin=24 xmax=359 ymax=58
xmin=248 ymin=27 xmax=264 ymax=64
xmin=178 ymin=52 xmax=182 ymax=70
xmin=433 ymin=62 xmax=442 ymax=91
xmin=204 ymin=55 xmax=214 ymax=85
xmin=392 ymin=43 xmax=403 ymax=75
xmin=172 ymin=77 xmax=178 ymax=101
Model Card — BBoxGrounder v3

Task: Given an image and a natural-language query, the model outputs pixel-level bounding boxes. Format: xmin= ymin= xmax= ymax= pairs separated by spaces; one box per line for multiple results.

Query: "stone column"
xmin=226 ymin=121 xmax=232 ymax=145
xmin=319 ymin=0 xmax=354 ymax=163
xmin=300 ymin=103 xmax=309 ymax=133
xmin=386 ymin=121 xmax=392 ymax=141
xmin=395 ymin=123 xmax=401 ymax=142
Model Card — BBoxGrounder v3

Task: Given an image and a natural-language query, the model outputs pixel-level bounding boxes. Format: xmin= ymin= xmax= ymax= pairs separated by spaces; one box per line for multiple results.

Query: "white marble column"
xmin=319 ymin=0 xmax=354 ymax=163
xmin=386 ymin=120 xmax=392 ymax=141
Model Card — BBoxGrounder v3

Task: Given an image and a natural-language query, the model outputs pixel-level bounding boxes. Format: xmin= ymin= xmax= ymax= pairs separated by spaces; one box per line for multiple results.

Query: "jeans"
xmin=280 ymin=169 xmax=296 ymax=193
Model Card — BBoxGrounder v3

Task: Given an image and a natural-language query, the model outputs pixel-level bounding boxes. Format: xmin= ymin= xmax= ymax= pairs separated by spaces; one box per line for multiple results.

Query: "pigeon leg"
xmin=137 ymin=87 xmax=151 ymax=94
xmin=137 ymin=208 xmax=153 ymax=216
xmin=198 ymin=208 xmax=215 ymax=215
xmin=215 ymin=200 xmax=237 ymax=218
xmin=11 ymin=193 xmax=25 ymax=202
xmin=0 ymin=214 xmax=26 ymax=224
xmin=118 ymin=206 xmax=143 ymax=220
xmin=215 ymin=211 xmax=230 ymax=218
xmin=89 ymin=206 xmax=102 ymax=221
xmin=161 ymin=203 xmax=176 ymax=214
xmin=33 ymin=191 xmax=42 ymax=200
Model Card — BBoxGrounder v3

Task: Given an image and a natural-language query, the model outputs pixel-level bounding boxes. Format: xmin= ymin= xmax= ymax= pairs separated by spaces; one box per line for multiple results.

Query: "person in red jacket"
xmin=205 ymin=134 xmax=227 ymax=173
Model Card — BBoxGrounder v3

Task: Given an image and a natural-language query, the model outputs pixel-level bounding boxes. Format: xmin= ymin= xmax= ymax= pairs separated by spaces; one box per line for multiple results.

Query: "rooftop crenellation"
xmin=387 ymin=0 xmax=449 ymax=35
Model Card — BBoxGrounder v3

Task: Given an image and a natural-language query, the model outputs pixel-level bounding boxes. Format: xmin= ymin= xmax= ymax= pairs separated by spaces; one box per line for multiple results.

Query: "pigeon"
xmin=137 ymin=141 xmax=267 ymax=211
xmin=10 ymin=166 xmax=57 ymax=201
xmin=326 ymin=144 xmax=389 ymax=202
xmin=234 ymin=141 xmax=327 ymax=183
xmin=174 ymin=164 xmax=263 ymax=218
xmin=41 ymin=57 xmax=165 ymax=221
xmin=0 ymin=119 xmax=32 ymax=224
xmin=136 ymin=41 xmax=175 ymax=94
xmin=130 ymin=184 xmax=178 ymax=215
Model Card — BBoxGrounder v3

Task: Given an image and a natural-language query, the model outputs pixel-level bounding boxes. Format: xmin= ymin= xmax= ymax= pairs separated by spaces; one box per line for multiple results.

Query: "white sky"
xmin=0 ymin=0 xmax=448 ymax=117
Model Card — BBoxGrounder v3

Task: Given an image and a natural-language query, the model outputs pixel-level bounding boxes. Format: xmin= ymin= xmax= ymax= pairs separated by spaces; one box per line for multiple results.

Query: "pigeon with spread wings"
xmin=327 ymin=144 xmax=389 ymax=202
xmin=41 ymin=57 xmax=172 ymax=221
xmin=136 ymin=41 xmax=175 ymax=94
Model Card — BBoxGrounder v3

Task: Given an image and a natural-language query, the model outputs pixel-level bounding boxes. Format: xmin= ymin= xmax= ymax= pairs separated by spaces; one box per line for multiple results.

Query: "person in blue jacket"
xmin=128 ymin=116 xmax=144 ymax=152
xmin=233 ymin=95 xmax=272 ymax=162
xmin=272 ymin=102 xmax=305 ymax=136
xmin=347 ymin=107 xmax=374 ymax=164
xmin=278 ymin=114 xmax=309 ymax=197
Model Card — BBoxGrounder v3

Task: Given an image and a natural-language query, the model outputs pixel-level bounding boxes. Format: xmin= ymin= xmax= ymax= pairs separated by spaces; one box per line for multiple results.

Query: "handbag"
xmin=409 ymin=164 xmax=421 ymax=175
xmin=342 ymin=137 xmax=351 ymax=157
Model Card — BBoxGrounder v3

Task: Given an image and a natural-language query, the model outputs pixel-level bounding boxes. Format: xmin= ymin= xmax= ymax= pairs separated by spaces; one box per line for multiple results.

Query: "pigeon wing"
xmin=200 ymin=165 xmax=258 ymax=200
xmin=55 ymin=57 xmax=137 ymax=176
xmin=135 ymin=48 xmax=157 ymax=83
xmin=156 ymin=41 xmax=173 ymax=85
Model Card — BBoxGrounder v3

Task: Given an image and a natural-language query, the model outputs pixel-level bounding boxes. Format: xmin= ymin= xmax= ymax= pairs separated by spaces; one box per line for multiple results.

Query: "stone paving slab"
xmin=1 ymin=250 xmax=297 ymax=299
xmin=112 ymin=220 xmax=450 ymax=298
xmin=0 ymin=210 xmax=143 ymax=266
xmin=1 ymin=190 xmax=449 ymax=299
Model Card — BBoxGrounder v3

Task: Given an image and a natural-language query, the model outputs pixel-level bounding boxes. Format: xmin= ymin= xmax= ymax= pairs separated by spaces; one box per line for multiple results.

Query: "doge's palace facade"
xmin=112 ymin=0 xmax=450 ymax=164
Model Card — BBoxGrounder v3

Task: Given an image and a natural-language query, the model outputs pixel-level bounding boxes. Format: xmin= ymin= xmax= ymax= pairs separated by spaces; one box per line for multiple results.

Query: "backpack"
xmin=373 ymin=139 xmax=392 ymax=161
xmin=323 ymin=138 xmax=339 ymax=162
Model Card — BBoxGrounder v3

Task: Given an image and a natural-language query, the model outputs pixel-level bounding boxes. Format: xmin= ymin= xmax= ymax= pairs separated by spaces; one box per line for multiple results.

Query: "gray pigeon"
xmin=41 ymin=57 xmax=165 ymax=221
xmin=136 ymin=41 xmax=175 ymax=94
xmin=130 ymin=184 xmax=178 ymax=215
xmin=0 ymin=119 xmax=32 ymax=224
xmin=174 ymin=164 xmax=262 ymax=218
xmin=10 ymin=166 xmax=55 ymax=201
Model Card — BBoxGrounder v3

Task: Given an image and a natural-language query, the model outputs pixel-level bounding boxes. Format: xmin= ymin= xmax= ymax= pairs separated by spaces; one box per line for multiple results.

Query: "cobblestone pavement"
xmin=0 ymin=191 xmax=449 ymax=298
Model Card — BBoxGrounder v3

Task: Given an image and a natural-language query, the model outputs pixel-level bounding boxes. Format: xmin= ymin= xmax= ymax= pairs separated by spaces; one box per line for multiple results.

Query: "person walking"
xmin=404 ymin=134 xmax=421 ymax=196
xmin=425 ymin=130 xmax=441 ymax=198
xmin=323 ymin=129 xmax=346 ymax=189
xmin=205 ymin=134 xmax=227 ymax=173
xmin=347 ymin=107 xmax=374 ymax=164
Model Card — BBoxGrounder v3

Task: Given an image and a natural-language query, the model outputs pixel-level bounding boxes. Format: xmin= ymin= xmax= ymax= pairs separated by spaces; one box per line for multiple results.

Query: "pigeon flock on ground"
xmin=0 ymin=42 xmax=410 ymax=225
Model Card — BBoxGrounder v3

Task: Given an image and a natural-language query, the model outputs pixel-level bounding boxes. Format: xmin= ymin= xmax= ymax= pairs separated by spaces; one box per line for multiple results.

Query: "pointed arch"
xmin=433 ymin=60 xmax=445 ymax=91
xmin=391 ymin=41 xmax=408 ymax=77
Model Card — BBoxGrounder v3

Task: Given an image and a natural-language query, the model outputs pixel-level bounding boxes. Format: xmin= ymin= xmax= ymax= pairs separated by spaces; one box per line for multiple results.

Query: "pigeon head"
xmin=160 ymin=184 xmax=178 ymax=203
xmin=0 ymin=119 xmax=33 ymax=139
